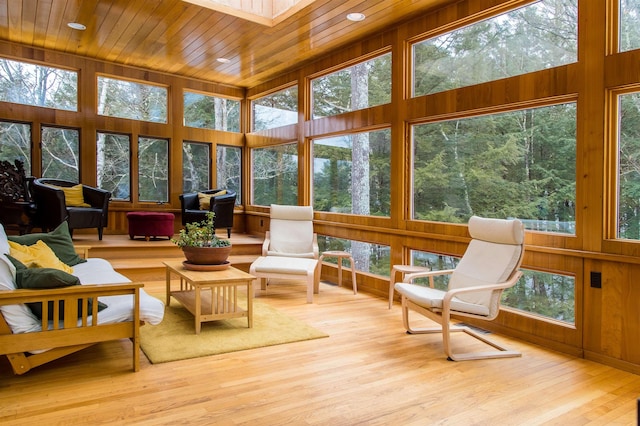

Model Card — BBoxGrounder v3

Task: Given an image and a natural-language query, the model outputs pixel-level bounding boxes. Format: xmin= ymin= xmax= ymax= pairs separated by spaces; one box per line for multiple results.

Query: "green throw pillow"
xmin=5 ymin=254 xmax=107 ymax=320
xmin=8 ymin=221 xmax=86 ymax=266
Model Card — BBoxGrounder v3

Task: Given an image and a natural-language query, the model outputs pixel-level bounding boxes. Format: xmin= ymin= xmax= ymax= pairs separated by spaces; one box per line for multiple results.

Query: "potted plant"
xmin=172 ymin=211 xmax=232 ymax=266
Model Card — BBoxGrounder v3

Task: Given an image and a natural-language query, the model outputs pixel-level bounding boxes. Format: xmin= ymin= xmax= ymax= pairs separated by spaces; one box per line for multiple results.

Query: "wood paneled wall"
xmin=2 ymin=0 xmax=640 ymax=373
xmin=244 ymin=0 xmax=640 ymax=374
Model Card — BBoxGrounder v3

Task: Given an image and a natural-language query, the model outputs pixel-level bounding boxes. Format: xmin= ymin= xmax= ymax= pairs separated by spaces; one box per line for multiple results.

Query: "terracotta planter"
xmin=182 ymin=245 xmax=232 ymax=265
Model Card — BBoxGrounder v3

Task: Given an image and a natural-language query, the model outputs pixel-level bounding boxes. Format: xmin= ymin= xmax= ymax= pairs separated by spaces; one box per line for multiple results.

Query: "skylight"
xmin=182 ymin=0 xmax=318 ymax=26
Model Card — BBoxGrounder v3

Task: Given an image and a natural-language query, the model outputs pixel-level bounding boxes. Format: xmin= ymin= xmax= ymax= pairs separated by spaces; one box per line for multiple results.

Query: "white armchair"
xmin=251 ymin=205 xmax=321 ymax=303
xmin=394 ymin=216 xmax=525 ymax=361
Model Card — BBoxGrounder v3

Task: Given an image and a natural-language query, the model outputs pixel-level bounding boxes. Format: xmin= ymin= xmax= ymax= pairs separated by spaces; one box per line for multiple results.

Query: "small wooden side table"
xmin=389 ymin=264 xmax=431 ymax=309
xmin=164 ymin=260 xmax=255 ymax=334
xmin=319 ymin=251 xmax=357 ymax=295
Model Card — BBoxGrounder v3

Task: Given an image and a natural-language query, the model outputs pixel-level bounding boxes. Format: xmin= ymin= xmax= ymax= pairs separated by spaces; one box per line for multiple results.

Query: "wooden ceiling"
xmin=0 ymin=0 xmax=455 ymax=89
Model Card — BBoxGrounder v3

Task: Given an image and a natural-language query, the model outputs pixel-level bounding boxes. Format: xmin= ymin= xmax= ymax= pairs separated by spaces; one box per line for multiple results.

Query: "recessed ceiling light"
xmin=216 ymin=58 xmax=230 ymax=63
xmin=67 ymin=22 xmax=86 ymax=30
xmin=346 ymin=13 xmax=365 ymax=22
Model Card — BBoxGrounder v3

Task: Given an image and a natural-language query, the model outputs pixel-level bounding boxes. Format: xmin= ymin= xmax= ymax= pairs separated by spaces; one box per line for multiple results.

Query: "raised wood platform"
xmin=71 ymin=233 xmax=264 ymax=282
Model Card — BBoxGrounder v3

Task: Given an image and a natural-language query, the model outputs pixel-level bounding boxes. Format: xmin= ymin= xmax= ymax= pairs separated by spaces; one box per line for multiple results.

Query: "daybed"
xmin=0 ymin=222 xmax=164 ymax=375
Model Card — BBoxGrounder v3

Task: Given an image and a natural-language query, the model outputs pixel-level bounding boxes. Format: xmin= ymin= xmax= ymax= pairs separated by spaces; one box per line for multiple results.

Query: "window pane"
xmin=183 ymin=91 xmax=240 ymax=132
xmin=412 ymin=0 xmax=577 ymax=97
xmin=217 ymin=145 xmax=241 ymax=205
xmin=0 ymin=121 xmax=31 ymax=172
xmin=0 ymin=58 xmax=77 ymax=111
xmin=312 ymin=53 xmax=391 ymax=118
xmin=97 ymin=76 xmax=167 ymax=123
xmin=41 ymin=126 xmax=79 ymax=181
xmin=97 ymin=132 xmax=131 ymax=201
xmin=617 ymin=92 xmax=640 ymax=239
xmin=412 ymin=103 xmax=576 ymax=233
xmin=251 ymin=143 xmax=298 ymax=206
xmin=252 ymin=86 xmax=298 ymax=131
xmin=620 ymin=0 xmax=640 ymax=52
xmin=183 ymin=141 xmax=210 ymax=193
xmin=410 ymin=250 xmax=575 ymax=323
xmin=319 ymin=235 xmax=390 ymax=276
xmin=313 ymin=129 xmax=391 ymax=216
xmin=138 ymin=137 xmax=169 ymax=202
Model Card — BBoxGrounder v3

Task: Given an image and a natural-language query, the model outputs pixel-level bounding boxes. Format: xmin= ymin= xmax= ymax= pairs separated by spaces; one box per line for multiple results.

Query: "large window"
xmin=412 ymin=0 xmax=577 ymax=97
xmin=0 ymin=58 xmax=77 ymax=111
xmin=617 ymin=91 xmax=640 ymax=239
xmin=217 ymin=145 xmax=242 ymax=205
xmin=251 ymin=143 xmax=298 ymax=206
xmin=183 ymin=91 xmax=240 ymax=132
xmin=0 ymin=121 xmax=31 ymax=171
xmin=312 ymin=53 xmax=391 ymax=118
xmin=97 ymin=132 xmax=131 ymax=201
xmin=252 ymin=86 xmax=298 ymax=131
xmin=41 ymin=126 xmax=80 ymax=182
xmin=412 ymin=102 xmax=576 ymax=232
xmin=319 ymin=236 xmax=390 ymax=277
xmin=97 ymin=76 xmax=167 ymax=124
xmin=410 ymin=250 xmax=575 ymax=323
xmin=183 ymin=141 xmax=211 ymax=193
xmin=138 ymin=137 xmax=169 ymax=202
xmin=313 ymin=129 xmax=391 ymax=216
xmin=620 ymin=0 xmax=640 ymax=52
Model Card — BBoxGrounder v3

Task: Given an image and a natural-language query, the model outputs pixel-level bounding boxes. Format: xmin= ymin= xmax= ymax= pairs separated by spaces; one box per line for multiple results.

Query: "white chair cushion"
xmin=394 ymin=282 xmax=490 ymax=317
xmin=251 ymin=256 xmax=317 ymax=275
xmin=268 ymin=205 xmax=315 ymax=256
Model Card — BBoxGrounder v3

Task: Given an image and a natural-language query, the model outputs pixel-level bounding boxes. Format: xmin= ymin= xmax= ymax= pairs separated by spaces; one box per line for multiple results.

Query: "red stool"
xmin=127 ymin=212 xmax=175 ymax=241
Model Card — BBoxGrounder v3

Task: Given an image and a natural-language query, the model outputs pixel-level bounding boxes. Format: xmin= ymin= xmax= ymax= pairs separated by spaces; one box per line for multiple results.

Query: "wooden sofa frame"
xmin=0 ymin=282 xmax=142 ymax=375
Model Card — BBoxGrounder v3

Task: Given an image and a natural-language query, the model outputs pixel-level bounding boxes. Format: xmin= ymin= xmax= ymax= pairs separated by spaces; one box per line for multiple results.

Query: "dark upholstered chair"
xmin=0 ymin=160 xmax=37 ymax=235
xmin=31 ymin=178 xmax=111 ymax=240
xmin=179 ymin=189 xmax=236 ymax=237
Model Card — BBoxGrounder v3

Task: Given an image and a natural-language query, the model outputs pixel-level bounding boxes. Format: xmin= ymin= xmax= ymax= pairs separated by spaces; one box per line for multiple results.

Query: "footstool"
xmin=127 ymin=211 xmax=175 ymax=241
xmin=250 ymin=256 xmax=320 ymax=303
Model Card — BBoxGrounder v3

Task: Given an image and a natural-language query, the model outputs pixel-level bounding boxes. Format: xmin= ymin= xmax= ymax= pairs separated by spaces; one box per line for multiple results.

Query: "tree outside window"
xmin=183 ymin=141 xmax=210 ymax=193
xmin=617 ymin=92 xmax=640 ymax=239
xmin=412 ymin=103 xmax=576 ymax=233
xmin=41 ymin=126 xmax=80 ymax=182
xmin=138 ymin=137 xmax=169 ymax=202
xmin=412 ymin=0 xmax=577 ymax=97
xmin=312 ymin=53 xmax=391 ymax=118
xmin=217 ymin=145 xmax=241 ymax=205
xmin=252 ymin=86 xmax=298 ymax=131
xmin=251 ymin=143 xmax=298 ymax=206
xmin=0 ymin=58 xmax=77 ymax=111
xmin=183 ymin=91 xmax=240 ymax=132
xmin=0 ymin=121 xmax=31 ymax=172
xmin=313 ymin=129 xmax=390 ymax=216
xmin=98 ymin=132 xmax=131 ymax=200
xmin=97 ymin=76 xmax=167 ymax=124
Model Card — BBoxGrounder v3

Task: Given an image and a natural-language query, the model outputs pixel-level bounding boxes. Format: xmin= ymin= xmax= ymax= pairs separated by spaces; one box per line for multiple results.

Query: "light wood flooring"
xmin=1 ymin=238 xmax=640 ymax=424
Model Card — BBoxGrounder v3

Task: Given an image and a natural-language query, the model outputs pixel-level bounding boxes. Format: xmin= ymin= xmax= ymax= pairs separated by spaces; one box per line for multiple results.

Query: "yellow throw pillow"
xmin=197 ymin=190 xmax=227 ymax=210
xmin=8 ymin=240 xmax=74 ymax=274
xmin=49 ymin=184 xmax=91 ymax=207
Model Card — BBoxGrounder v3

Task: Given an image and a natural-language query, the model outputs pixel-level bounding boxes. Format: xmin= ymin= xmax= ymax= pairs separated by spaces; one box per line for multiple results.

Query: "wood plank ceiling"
xmin=0 ymin=0 xmax=455 ymax=88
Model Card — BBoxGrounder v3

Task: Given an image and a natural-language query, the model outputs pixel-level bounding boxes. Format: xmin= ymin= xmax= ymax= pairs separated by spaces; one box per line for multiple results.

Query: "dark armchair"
xmin=0 ymin=159 xmax=37 ymax=234
xmin=179 ymin=189 xmax=236 ymax=237
xmin=31 ymin=178 xmax=111 ymax=240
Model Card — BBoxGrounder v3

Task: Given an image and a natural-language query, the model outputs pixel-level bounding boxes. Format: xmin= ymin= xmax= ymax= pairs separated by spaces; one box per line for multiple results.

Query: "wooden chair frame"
xmin=0 ymin=282 xmax=142 ymax=375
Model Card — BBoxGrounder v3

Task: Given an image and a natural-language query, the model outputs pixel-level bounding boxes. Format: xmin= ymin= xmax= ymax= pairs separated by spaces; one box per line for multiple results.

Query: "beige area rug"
xmin=140 ymin=295 xmax=329 ymax=364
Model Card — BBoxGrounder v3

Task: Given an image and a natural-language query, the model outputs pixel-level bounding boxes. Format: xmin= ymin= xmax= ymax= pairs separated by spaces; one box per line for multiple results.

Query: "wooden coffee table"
xmin=164 ymin=260 xmax=255 ymax=334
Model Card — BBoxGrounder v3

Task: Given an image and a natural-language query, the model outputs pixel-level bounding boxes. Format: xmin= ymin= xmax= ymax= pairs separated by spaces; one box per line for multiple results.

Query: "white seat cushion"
xmin=251 ymin=256 xmax=317 ymax=275
xmin=394 ymin=282 xmax=490 ymax=317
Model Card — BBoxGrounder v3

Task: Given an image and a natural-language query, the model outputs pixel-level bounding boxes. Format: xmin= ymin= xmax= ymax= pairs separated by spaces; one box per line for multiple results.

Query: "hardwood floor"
xmin=1 ymin=243 xmax=639 ymax=424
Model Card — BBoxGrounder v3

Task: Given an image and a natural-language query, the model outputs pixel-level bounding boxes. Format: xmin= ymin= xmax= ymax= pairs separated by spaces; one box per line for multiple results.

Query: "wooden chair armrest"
xmin=74 ymin=245 xmax=92 ymax=259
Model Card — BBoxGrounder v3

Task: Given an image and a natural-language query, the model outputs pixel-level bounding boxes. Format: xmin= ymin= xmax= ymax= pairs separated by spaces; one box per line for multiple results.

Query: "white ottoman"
xmin=250 ymin=256 xmax=320 ymax=303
